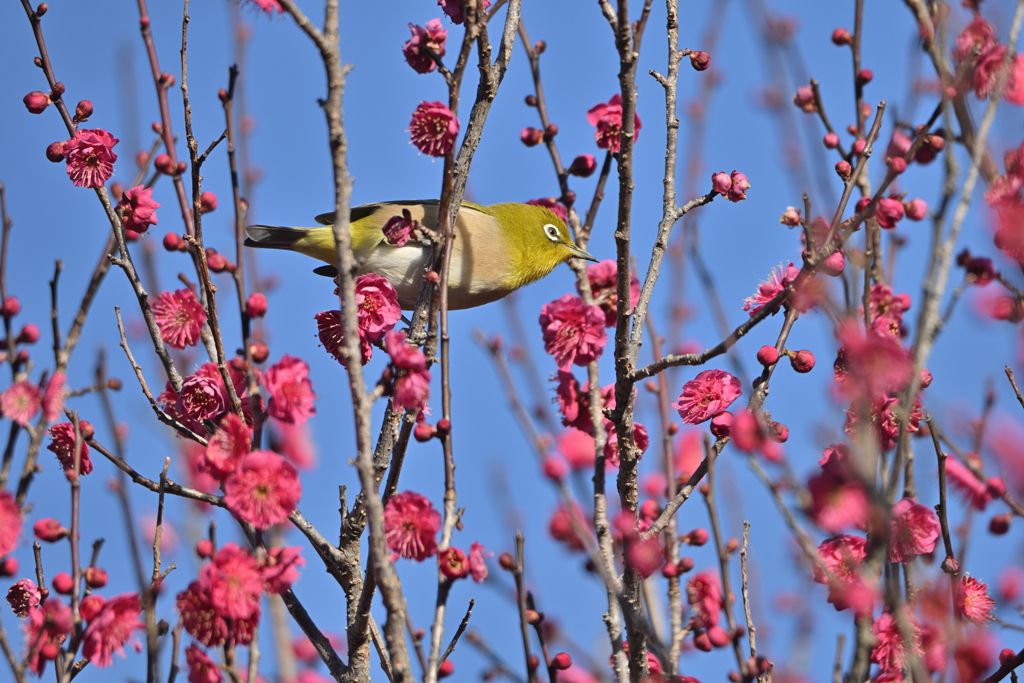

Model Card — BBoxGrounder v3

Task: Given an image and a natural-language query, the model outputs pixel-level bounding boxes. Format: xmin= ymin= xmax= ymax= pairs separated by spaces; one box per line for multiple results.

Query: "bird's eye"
xmin=543 ymin=224 xmax=560 ymax=242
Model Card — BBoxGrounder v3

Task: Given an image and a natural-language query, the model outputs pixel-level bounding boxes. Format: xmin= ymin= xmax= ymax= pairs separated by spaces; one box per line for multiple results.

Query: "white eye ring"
xmin=543 ymin=224 xmax=560 ymax=242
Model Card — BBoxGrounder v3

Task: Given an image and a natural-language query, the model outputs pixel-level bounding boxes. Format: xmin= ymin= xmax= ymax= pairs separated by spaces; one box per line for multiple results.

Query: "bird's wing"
xmin=313 ymin=200 xmax=491 ymax=229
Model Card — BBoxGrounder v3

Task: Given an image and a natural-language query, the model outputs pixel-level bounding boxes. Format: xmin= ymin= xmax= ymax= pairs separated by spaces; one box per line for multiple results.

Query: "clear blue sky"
xmin=1 ymin=0 xmax=1022 ymax=681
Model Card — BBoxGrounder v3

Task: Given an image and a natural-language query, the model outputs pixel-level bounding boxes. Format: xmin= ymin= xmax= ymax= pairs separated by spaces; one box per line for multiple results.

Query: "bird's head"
xmin=493 ymin=203 xmax=597 ymax=289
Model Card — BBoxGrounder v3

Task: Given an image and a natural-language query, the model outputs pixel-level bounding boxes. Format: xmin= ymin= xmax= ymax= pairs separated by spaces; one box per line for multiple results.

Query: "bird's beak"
xmin=569 ymin=243 xmax=599 ymax=262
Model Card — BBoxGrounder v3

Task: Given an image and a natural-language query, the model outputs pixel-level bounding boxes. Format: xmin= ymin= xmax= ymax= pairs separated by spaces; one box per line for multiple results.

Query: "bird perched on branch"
xmin=244 ymin=200 xmax=596 ymax=310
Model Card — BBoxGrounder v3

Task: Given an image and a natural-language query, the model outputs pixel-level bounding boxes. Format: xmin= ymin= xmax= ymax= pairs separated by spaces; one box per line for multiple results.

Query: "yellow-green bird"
xmin=244 ymin=200 xmax=596 ymax=310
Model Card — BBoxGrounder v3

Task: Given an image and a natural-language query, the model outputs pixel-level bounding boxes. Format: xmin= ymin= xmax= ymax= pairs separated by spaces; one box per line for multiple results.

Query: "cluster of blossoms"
xmin=953 ymin=16 xmax=1024 ymax=105
xmin=177 ymin=542 xmax=304 ymax=651
xmin=383 ymin=491 xmax=490 ymax=582
xmin=316 ymin=273 xmax=402 ymax=366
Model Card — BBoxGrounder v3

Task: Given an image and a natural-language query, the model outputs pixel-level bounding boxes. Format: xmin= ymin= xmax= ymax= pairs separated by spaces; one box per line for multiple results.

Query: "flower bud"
xmin=438 ymin=660 xmax=455 ymax=679
xmin=23 ymin=91 xmax=50 ymax=114
xmin=710 ymin=411 xmax=734 ymax=439
xmin=196 ymin=539 xmax=214 ymax=558
xmin=218 ymin=88 xmax=228 ymax=103
xmin=568 ymin=154 xmax=597 ymax=178
xmin=520 ymin=127 xmax=544 ymax=147
xmin=51 ymin=82 xmax=64 ymax=98
xmin=768 ymin=421 xmax=789 ymax=443
xmin=789 ymin=349 xmax=815 ymax=373
xmin=176 ymin=161 xmax=187 ymax=175
xmin=17 ymin=324 xmax=40 ymax=345
xmin=413 ymin=422 xmax=436 ymax=442
xmin=846 ymin=124 xmax=858 ymax=136
xmin=0 ymin=557 xmax=18 ymax=577
xmin=525 ymin=94 xmax=538 ymax=107
xmin=728 ymin=171 xmax=750 ymax=202
xmin=45 ymin=141 xmax=65 ymax=163
xmin=245 ymin=293 xmax=267 ymax=318
xmin=823 ymin=132 xmax=839 ymax=149
xmin=708 ymin=625 xmax=731 ymax=648
xmin=84 ymin=566 xmax=108 ymax=588
xmin=552 ymin=653 xmax=572 ymax=670
xmin=78 ymin=420 xmax=94 ymax=440
xmin=986 ymin=476 xmax=1007 ymax=498
xmin=207 ymin=252 xmax=228 ymax=272
xmin=915 ymin=145 xmax=936 ymax=165
xmin=2 ymin=297 xmax=21 ymax=319
xmin=694 ymin=631 xmax=712 ymax=652
xmin=154 ymin=154 xmax=175 ymax=175
xmin=780 ymin=206 xmax=801 ymax=226
xmin=711 ymin=171 xmax=732 ymax=195
xmin=725 ymin=538 xmax=740 ymax=553
xmin=990 ymin=513 xmax=1011 ymax=535
xmin=110 ymin=182 xmax=124 ymax=201
xmin=160 ymin=72 xmax=176 ymax=87
xmin=792 ymin=85 xmax=816 ymax=113
xmin=677 ymin=556 xmax=694 ymax=573
xmin=151 ymin=122 xmax=163 ymax=134
xmin=730 ymin=411 xmax=764 ymax=451
xmin=534 ymin=41 xmax=546 ymax=54
xmin=52 ymin=572 xmax=73 ymax=595
xmin=107 ymin=378 xmax=123 ymax=391
xmin=36 ymin=3 xmax=47 ymax=16
xmin=498 ymin=552 xmax=516 ymax=571
xmin=855 ymin=196 xmax=872 ymax=213
xmin=729 ymin=672 xmax=743 ymax=683
xmin=1000 ymin=649 xmax=1017 ymax=667
xmin=543 ymin=123 xmax=558 ymax=141
xmin=640 ymin=499 xmax=661 ymax=521
xmin=543 ymin=457 xmax=567 ymax=481
xmin=162 ymin=232 xmax=182 ymax=251
xmin=34 ymin=518 xmax=67 ymax=542
xmin=661 ymin=561 xmax=679 ymax=578
xmin=852 ymin=139 xmax=866 ymax=156
xmin=832 ymin=28 xmax=852 ymax=45
xmin=905 ymin=198 xmax=927 ymax=221
xmin=200 ymin=191 xmax=217 ymax=214
xmin=941 ymin=556 xmax=959 ymax=574
xmin=75 ymin=100 xmax=93 ymax=121
xmin=756 ymin=345 xmax=779 ymax=366
xmin=856 ymin=69 xmax=873 ymax=85
xmin=887 ymin=156 xmax=906 ymax=174
xmin=927 ymin=134 xmax=945 ymax=152
xmin=684 ymin=528 xmax=709 ymax=546
xmin=835 ymin=160 xmax=852 ymax=181
xmin=436 ymin=418 xmax=451 ymax=436
xmin=250 ymin=341 xmax=269 ymax=363
xmin=125 ymin=229 xmax=142 ymax=243
xmin=689 ymin=51 xmax=711 ymax=71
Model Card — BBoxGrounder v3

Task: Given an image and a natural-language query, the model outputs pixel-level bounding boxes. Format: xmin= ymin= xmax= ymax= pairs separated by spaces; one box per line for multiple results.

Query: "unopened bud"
xmin=661 ymin=562 xmax=678 ymax=578
xmin=438 ymin=660 xmax=455 ymax=679
xmin=162 ymin=232 xmax=182 ymax=251
xmin=693 ymin=631 xmax=712 ymax=652
xmin=835 ymin=160 xmax=852 ymax=181
xmin=710 ymin=411 xmax=733 ymax=439
xmin=685 ymin=528 xmax=709 ymax=546
xmin=75 ymin=100 xmax=93 ymax=121
xmin=823 ymin=132 xmax=839 ymax=149
xmin=941 ymin=556 xmax=959 ymax=574
xmin=207 ymin=252 xmax=228 ymax=272
xmin=23 ymin=91 xmax=50 ymax=114
xmin=106 ymin=378 xmax=123 ymax=391
xmin=34 ymin=518 xmax=67 ymax=542
xmin=756 ymin=345 xmax=779 ymax=366
xmin=154 ymin=154 xmax=175 ymax=175
xmin=51 ymin=82 xmax=64 ymax=97
xmin=990 ymin=513 xmax=1011 ymax=535
xmin=887 ymin=156 xmax=907 ymax=174
xmin=196 ymin=540 xmax=214 ymax=558
xmin=498 ymin=552 xmax=516 ymax=571
xmin=999 ymin=649 xmax=1017 ymax=667
xmin=218 ymin=88 xmax=228 ymax=103
xmin=245 ymin=292 xmax=267 ymax=318
xmin=151 ymin=122 xmax=163 ymax=135
xmin=852 ymin=138 xmax=866 ymax=156
xmin=789 ymin=349 xmax=815 ymax=373
xmin=200 ymin=191 xmax=218 ymax=214
xmin=176 ymin=161 xmax=187 ymax=175
xmin=45 ymin=140 xmax=65 ymax=163
xmin=689 ymin=50 xmax=711 ymax=71
xmin=520 ymin=127 xmax=544 ymax=147
xmin=52 ymin=572 xmax=73 ymax=595
xmin=726 ymin=538 xmax=740 ymax=553
xmin=543 ymin=123 xmax=558 ymax=141
xmin=831 ymin=28 xmax=852 ymax=45
xmin=768 ymin=421 xmax=789 ymax=443
xmin=677 ymin=556 xmax=695 ymax=573
xmin=552 ymin=653 xmax=572 ymax=670
xmin=525 ymin=609 xmax=543 ymax=624
xmin=525 ymin=94 xmax=538 ymax=107
xmin=17 ymin=324 xmax=40 ymax=345
xmin=250 ymin=341 xmax=269 ymax=363
xmin=856 ymin=69 xmax=873 ymax=85
xmin=568 ymin=154 xmax=597 ymax=178
xmin=414 ymin=422 xmax=435 ymax=442
xmin=84 ymin=566 xmax=108 ymax=588
xmin=534 ymin=41 xmax=546 ymax=54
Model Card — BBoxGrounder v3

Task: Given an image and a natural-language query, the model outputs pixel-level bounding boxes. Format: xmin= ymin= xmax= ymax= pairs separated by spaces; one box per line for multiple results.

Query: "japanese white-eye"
xmin=244 ymin=200 xmax=596 ymax=310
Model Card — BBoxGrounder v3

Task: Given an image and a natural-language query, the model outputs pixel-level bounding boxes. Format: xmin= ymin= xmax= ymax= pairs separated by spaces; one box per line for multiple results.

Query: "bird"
xmin=244 ymin=200 xmax=597 ymax=310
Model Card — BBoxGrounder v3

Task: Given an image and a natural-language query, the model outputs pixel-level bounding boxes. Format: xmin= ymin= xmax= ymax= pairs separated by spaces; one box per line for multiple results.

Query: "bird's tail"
xmin=244 ymin=225 xmax=312 ymax=251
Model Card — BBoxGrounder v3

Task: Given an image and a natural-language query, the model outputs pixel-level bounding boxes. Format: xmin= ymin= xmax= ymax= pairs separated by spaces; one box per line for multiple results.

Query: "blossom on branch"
xmin=116 ymin=185 xmax=160 ymax=233
xmin=539 ymin=294 xmax=608 ymax=370
xmin=185 ymin=644 xmax=222 ymax=683
xmin=152 ymin=288 xmax=207 ymax=350
xmin=356 ymin=273 xmax=402 ymax=341
xmin=579 ymin=260 xmax=640 ymax=327
xmin=1 ymin=380 xmax=41 ymax=427
xmin=202 ymin=413 xmax=252 ymax=480
xmin=264 ymin=355 xmax=316 ymax=425
xmin=437 ymin=0 xmax=490 ymax=24
xmin=409 ymin=101 xmax=459 ymax=157
xmin=384 ymin=331 xmax=431 ymax=412
xmin=81 ymin=593 xmax=144 ymax=668
xmin=24 ymin=599 xmax=73 ymax=675
xmin=46 ymin=422 xmax=93 ymax=476
xmin=384 ymin=491 xmax=441 ymax=561
xmin=888 ymin=497 xmax=941 ymax=563
xmin=0 ymin=492 xmax=22 ymax=558
xmin=956 ymin=575 xmax=995 ymax=625
xmin=224 ymin=451 xmax=302 ymax=529
xmin=63 ymin=128 xmax=118 ymax=188
xmin=403 ymin=20 xmax=447 ymax=74
xmin=672 ymin=369 xmax=741 ymax=425
xmin=743 ymin=263 xmax=800 ymax=317
xmin=468 ymin=541 xmax=490 ymax=583
xmin=871 ymin=609 xmax=923 ymax=672
xmin=586 ymin=94 xmax=641 ymax=153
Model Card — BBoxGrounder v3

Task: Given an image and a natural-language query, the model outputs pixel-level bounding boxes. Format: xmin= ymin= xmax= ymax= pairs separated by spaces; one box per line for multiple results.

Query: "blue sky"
xmin=1 ymin=0 xmax=1024 ymax=681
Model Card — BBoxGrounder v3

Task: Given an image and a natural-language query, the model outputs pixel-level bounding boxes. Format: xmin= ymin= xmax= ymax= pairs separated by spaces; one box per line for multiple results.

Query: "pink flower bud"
xmin=520 ymin=127 xmax=544 ymax=147
xmin=684 ymin=528 xmax=709 ymax=546
xmin=1 ymin=296 xmax=20 ymax=319
xmin=207 ymin=252 xmax=228 ymax=272
xmin=196 ymin=540 xmax=214 ymax=558
xmin=0 ymin=557 xmax=17 ymax=578
xmin=543 ymin=457 xmax=568 ymax=481
xmin=927 ymin=134 xmax=945 ymax=152
xmin=823 ymin=132 xmax=840 ymax=149
xmin=831 ymin=28 xmax=852 ymax=45
xmin=875 ymin=196 xmax=905 ymax=229
xmin=768 ymin=421 xmax=788 ymax=443
xmin=250 ymin=341 xmax=269 ymax=364
xmin=661 ymin=561 xmax=680 ymax=579
xmin=708 ymin=625 xmax=730 ymax=648
xmin=851 ymin=139 xmax=866 ymax=155
xmin=34 ymin=519 xmax=66 ymax=543
xmin=543 ymin=123 xmax=558 ymax=141
xmin=162 ymin=233 xmax=182 ymax=251
xmin=568 ymin=154 xmax=597 ymax=178
xmin=45 ymin=141 xmax=65 ymax=163
xmin=855 ymin=196 xmax=872 ymax=213
xmin=552 ymin=653 xmax=572 ymax=670
xmin=176 ymin=161 xmax=187 ymax=175
xmin=677 ymin=556 xmax=695 ymax=573
xmin=413 ymin=422 xmax=436 ymax=442
xmin=436 ymin=418 xmax=451 ymax=436
xmin=822 ymin=250 xmax=845 ymax=277
xmin=17 ymin=324 xmax=39 ymax=344
xmin=780 ymin=206 xmax=802 ymax=226
xmin=725 ymin=537 xmax=740 ymax=553
xmin=200 ymin=191 xmax=217 ymax=214
xmin=710 ymin=411 xmax=734 ymax=439
xmin=75 ymin=100 xmax=93 ymax=121
xmin=689 ymin=50 xmax=711 ymax=71
xmin=246 ymin=292 xmax=268 ymax=318
xmin=835 ymin=160 xmax=852 ymax=181
xmin=52 ymin=572 xmax=73 ymax=595
xmin=941 ymin=557 xmax=959 ymax=574
xmin=694 ymin=631 xmax=712 ymax=652
xmin=987 ymin=476 xmax=1007 ymax=498
xmin=905 ymin=198 xmax=927 ymax=221
xmin=1000 ymin=649 xmax=1017 ymax=667
xmin=887 ymin=156 xmax=907 ymax=174
xmin=915 ymin=145 xmax=936 ymax=165
xmin=730 ymin=410 xmax=764 ymax=451
xmin=856 ymin=69 xmax=873 ymax=85
xmin=711 ymin=171 xmax=732 ymax=195
xmin=23 ymin=91 xmax=50 ymax=114
xmin=438 ymin=660 xmax=455 ymax=679
xmin=84 ymin=566 xmax=108 ymax=588
xmin=109 ymin=182 xmax=124 ymax=201
xmin=151 ymin=122 xmax=163 ymax=134
xmin=525 ymin=95 xmax=538 ymax=107
xmin=990 ymin=513 xmax=1011 ymax=535
xmin=792 ymin=85 xmax=816 ymax=113
xmin=135 ymin=150 xmax=149 ymax=167
xmin=789 ymin=349 xmax=815 ymax=373
xmin=846 ymin=124 xmax=858 ymax=135
xmin=640 ymin=499 xmax=661 ymax=521
xmin=154 ymin=154 xmax=174 ymax=175
xmin=728 ymin=171 xmax=750 ymax=202
xmin=756 ymin=345 xmax=779 ymax=366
